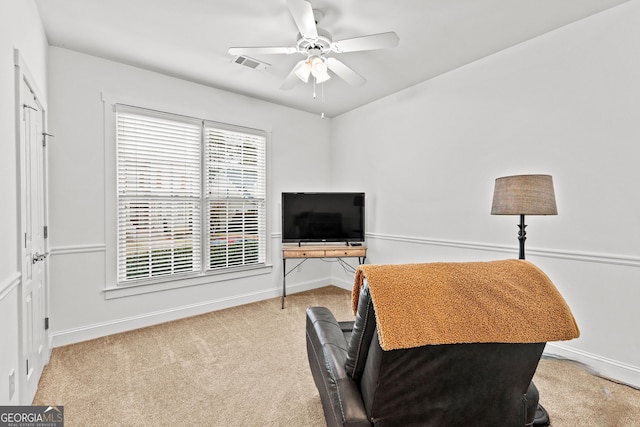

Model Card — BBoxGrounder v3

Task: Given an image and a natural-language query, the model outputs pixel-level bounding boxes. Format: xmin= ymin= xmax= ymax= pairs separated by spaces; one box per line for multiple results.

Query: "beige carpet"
xmin=535 ymin=358 xmax=640 ymax=426
xmin=34 ymin=286 xmax=640 ymax=426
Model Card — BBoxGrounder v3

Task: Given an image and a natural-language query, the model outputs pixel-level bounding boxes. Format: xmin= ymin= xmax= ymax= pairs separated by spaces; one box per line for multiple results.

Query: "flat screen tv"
xmin=282 ymin=192 xmax=365 ymax=244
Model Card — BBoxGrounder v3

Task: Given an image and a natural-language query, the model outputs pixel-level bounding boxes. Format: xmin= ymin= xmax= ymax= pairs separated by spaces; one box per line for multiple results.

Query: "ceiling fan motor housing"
xmin=297 ymin=28 xmax=332 ymax=55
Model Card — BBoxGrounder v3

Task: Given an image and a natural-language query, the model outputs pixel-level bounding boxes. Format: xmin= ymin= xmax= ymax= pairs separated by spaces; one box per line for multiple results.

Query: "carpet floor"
xmin=34 ymin=286 xmax=640 ymax=426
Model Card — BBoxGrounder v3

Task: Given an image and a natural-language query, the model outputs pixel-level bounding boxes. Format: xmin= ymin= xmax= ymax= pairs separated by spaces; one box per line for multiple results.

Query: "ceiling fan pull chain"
xmin=320 ymin=82 xmax=325 ymax=119
xmin=313 ymin=77 xmax=317 ymax=99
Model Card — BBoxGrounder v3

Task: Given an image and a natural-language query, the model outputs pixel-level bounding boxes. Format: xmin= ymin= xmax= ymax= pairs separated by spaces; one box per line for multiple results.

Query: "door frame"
xmin=14 ymin=48 xmax=52 ymax=404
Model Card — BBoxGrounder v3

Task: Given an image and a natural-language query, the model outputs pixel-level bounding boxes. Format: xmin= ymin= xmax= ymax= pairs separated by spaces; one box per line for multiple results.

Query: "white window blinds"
xmin=116 ymin=106 xmax=266 ymax=285
xmin=205 ymin=125 xmax=266 ymax=270
xmin=117 ymin=109 xmax=202 ymax=282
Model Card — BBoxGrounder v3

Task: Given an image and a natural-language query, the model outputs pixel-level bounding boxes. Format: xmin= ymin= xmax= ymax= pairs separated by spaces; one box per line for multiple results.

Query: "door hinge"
xmin=44 ymin=225 xmax=48 ymax=239
xmin=26 ymin=359 xmax=29 ymax=374
xmin=45 ymin=317 xmax=49 ymax=330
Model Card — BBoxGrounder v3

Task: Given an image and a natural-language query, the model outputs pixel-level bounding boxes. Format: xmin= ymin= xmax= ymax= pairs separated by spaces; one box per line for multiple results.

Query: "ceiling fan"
xmin=228 ymin=0 xmax=400 ymax=90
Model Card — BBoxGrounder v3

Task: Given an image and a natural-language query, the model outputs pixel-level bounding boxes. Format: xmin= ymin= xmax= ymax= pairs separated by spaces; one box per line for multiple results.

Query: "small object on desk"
xmin=350 ymin=242 xmax=362 ymax=246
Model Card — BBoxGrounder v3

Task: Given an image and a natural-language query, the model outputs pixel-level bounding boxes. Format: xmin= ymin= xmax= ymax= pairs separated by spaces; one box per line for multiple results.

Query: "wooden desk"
xmin=281 ymin=244 xmax=367 ymax=308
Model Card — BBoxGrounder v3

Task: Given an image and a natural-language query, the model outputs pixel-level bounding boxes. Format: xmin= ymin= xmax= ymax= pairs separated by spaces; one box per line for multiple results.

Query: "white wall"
xmin=0 ymin=0 xmax=48 ymax=406
xmin=45 ymin=47 xmax=334 ymax=345
xmin=331 ymin=1 xmax=640 ymax=387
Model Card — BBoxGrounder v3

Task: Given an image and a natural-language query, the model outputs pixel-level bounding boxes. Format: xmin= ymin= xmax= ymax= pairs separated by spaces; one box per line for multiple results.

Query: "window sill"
xmin=104 ymin=264 xmax=273 ymax=300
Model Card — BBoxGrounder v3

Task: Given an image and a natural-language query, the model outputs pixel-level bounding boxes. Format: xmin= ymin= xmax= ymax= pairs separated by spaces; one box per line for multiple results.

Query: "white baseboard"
xmin=332 ymin=277 xmax=355 ymax=291
xmin=544 ymin=342 xmax=640 ymax=389
xmin=51 ymin=279 xmax=329 ymax=347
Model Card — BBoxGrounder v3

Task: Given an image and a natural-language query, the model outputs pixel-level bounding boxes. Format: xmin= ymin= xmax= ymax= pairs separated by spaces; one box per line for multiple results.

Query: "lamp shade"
xmin=294 ymin=61 xmax=311 ymax=82
xmin=491 ymin=174 xmax=558 ymax=216
xmin=311 ymin=57 xmax=331 ymax=83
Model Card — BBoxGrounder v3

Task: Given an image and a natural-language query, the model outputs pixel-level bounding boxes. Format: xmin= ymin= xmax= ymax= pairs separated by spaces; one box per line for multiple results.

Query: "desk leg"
xmin=282 ymin=258 xmax=286 ymax=309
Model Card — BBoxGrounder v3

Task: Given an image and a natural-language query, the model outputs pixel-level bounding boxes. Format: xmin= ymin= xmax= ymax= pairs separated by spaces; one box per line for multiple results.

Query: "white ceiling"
xmin=35 ymin=0 xmax=630 ymax=118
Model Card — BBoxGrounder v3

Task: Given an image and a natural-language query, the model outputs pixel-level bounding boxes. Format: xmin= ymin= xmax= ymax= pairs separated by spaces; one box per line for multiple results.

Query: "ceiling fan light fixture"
xmin=295 ymin=61 xmax=312 ymax=82
xmin=310 ymin=56 xmax=326 ymax=73
xmin=315 ymin=69 xmax=331 ymax=83
xmin=314 ymin=72 xmax=331 ymax=84
xmin=310 ymin=57 xmax=330 ymax=83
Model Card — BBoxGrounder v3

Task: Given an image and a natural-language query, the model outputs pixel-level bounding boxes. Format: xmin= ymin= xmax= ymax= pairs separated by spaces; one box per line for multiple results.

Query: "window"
xmin=205 ymin=126 xmax=266 ymax=270
xmin=116 ymin=106 xmax=266 ymax=285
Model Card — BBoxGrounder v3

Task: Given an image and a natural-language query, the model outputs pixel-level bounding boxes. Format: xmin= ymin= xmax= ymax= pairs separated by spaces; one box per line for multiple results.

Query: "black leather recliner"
xmin=306 ymin=282 xmax=544 ymax=426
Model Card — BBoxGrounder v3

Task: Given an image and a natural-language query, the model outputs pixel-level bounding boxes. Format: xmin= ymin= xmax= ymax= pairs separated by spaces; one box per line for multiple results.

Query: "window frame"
xmin=103 ymin=97 xmax=272 ymax=299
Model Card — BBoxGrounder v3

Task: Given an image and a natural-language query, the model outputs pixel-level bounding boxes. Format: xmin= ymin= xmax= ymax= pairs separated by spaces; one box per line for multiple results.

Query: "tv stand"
xmin=281 ymin=244 xmax=367 ymax=309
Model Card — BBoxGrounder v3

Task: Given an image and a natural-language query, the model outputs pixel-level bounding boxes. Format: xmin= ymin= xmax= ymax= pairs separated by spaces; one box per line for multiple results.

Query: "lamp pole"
xmin=518 ymin=214 xmax=527 ymax=260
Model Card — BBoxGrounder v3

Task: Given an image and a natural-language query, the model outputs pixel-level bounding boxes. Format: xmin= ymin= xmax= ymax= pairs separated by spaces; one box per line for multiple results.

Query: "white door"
xmin=20 ymin=79 xmax=49 ymax=403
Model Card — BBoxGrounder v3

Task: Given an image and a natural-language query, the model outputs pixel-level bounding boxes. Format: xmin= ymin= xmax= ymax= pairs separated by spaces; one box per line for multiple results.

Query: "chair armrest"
xmin=306 ymin=307 xmax=370 ymax=427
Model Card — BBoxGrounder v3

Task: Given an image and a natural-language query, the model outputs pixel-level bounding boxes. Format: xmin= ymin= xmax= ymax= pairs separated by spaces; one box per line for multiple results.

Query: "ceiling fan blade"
xmin=228 ymin=46 xmax=297 ymax=56
xmin=286 ymin=0 xmax=318 ymax=40
xmin=331 ymin=32 xmax=400 ymax=53
xmin=325 ymin=57 xmax=366 ymax=86
xmin=280 ymin=60 xmax=306 ymax=90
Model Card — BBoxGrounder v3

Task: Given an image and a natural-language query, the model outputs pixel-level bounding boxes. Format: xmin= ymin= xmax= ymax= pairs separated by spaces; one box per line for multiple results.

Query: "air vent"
xmin=232 ymin=55 xmax=270 ymax=71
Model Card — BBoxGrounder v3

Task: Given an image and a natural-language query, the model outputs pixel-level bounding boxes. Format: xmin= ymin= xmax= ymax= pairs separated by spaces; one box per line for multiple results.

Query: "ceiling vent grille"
xmin=232 ymin=55 xmax=270 ymax=71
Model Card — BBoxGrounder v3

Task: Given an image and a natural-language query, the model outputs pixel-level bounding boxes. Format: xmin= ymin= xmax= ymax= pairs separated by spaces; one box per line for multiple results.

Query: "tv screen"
xmin=282 ymin=192 xmax=365 ymax=243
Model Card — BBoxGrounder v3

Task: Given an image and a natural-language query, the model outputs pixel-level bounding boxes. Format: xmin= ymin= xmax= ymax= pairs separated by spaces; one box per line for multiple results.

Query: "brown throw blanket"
xmin=352 ymin=259 xmax=579 ymax=351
